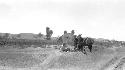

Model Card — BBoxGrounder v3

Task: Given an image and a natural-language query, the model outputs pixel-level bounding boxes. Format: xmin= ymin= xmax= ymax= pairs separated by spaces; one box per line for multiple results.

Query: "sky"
xmin=0 ymin=0 xmax=125 ymax=41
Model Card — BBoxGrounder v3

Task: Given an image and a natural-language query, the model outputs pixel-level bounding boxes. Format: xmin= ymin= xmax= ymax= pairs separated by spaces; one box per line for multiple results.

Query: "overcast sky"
xmin=0 ymin=0 xmax=125 ymax=41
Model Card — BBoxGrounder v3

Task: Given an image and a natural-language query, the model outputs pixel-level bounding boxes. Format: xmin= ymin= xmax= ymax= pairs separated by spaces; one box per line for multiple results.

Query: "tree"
xmin=46 ymin=27 xmax=53 ymax=40
xmin=46 ymin=27 xmax=50 ymax=40
xmin=38 ymin=32 xmax=43 ymax=38
xmin=3 ymin=33 xmax=9 ymax=38
xmin=49 ymin=30 xmax=53 ymax=37
xmin=71 ymin=30 xmax=75 ymax=35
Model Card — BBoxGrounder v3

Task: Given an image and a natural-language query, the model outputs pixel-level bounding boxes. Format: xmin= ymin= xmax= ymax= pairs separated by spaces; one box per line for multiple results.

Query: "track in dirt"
xmin=113 ymin=57 xmax=125 ymax=70
xmin=47 ymin=47 xmax=125 ymax=70
xmin=99 ymin=56 xmax=121 ymax=70
xmin=97 ymin=48 xmax=125 ymax=70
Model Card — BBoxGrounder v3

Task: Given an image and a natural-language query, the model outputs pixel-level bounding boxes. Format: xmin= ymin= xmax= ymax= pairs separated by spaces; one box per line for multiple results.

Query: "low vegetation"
xmin=0 ymin=36 xmax=125 ymax=49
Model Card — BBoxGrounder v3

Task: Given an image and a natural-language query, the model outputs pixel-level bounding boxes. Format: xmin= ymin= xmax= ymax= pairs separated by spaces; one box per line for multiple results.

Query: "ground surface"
xmin=0 ymin=46 xmax=124 ymax=70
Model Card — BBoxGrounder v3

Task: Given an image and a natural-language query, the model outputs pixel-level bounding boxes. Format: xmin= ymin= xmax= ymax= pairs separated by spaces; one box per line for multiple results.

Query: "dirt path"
xmin=47 ymin=47 xmax=125 ymax=70
xmin=36 ymin=50 xmax=63 ymax=70
xmin=99 ymin=48 xmax=125 ymax=70
xmin=113 ymin=57 xmax=125 ymax=70
xmin=99 ymin=56 xmax=122 ymax=70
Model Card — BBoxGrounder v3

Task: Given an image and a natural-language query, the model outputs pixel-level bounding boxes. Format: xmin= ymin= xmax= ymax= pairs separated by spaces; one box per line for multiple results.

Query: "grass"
xmin=47 ymin=51 xmax=114 ymax=70
xmin=46 ymin=45 xmax=125 ymax=70
xmin=0 ymin=53 xmax=40 ymax=68
xmin=0 ymin=48 xmax=49 ymax=68
xmin=0 ymin=45 xmax=124 ymax=70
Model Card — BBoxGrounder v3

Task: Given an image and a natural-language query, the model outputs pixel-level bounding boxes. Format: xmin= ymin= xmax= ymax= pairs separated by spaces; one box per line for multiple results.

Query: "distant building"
xmin=0 ymin=33 xmax=11 ymax=38
xmin=9 ymin=34 xmax=18 ymax=39
xmin=0 ymin=33 xmax=6 ymax=37
xmin=19 ymin=33 xmax=46 ymax=40
xmin=19 ymin=33 xmax=35 ymax=39
xmin=0 ymin=33 xmax=46 ymax=40
xmin=95 ymin=38 xmax=110 ymax=42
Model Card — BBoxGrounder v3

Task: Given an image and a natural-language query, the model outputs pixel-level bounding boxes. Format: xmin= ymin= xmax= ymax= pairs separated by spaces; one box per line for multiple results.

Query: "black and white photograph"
xmin=0 ymin=0 xmax=125 ymax=70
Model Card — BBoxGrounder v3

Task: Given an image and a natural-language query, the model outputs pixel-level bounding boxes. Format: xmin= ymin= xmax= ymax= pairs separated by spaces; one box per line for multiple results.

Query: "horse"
xmin=77 ymin=37 xmax=94 ymax=54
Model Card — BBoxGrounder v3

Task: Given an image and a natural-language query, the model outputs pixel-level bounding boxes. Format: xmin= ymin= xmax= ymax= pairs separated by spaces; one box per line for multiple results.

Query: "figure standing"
xmin=77 ymin=34 xmax=83 ymax=51
xmin=77 ymin=34 xmax=87 ymax=54
xmin=73 ymin=35 xmax=78 ymax=51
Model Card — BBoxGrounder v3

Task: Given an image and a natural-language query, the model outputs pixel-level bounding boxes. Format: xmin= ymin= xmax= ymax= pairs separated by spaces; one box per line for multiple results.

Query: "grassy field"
xmin=0 ymin=46 xmax=124 ymax=70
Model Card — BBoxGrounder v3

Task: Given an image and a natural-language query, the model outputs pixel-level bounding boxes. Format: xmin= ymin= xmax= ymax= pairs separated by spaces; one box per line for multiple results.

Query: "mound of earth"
xmin=44 ymin=49 xmax=116 ymax=70
xmin=45 ymin=46 xmax=125 ymax=70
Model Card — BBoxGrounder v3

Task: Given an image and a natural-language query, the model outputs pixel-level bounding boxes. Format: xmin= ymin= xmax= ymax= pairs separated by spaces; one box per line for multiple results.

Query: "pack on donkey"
xmin=61 ymin=30 xmax=74 ymax=52
xmin=57 ymin=30 xmax=75 ymax=52
xmin=57 ymin=30 xmax=95 ymax=54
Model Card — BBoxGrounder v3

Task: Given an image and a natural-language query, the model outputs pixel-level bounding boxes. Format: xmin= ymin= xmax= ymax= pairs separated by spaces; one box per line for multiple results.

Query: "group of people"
xmin=61 ymin=34 xmax=87 ymax=53
xmin=73 ymin=34 xmax=87 ymax=54
xmin=74 ymin=34 xmax=94 ymax=54
xmin=59 ymin=31 xmax=94 ymax=54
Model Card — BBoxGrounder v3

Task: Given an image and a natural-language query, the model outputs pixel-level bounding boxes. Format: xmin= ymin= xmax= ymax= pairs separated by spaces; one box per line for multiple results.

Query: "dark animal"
xmin=77 ymin=37 xmax=94 ymax=54
xmin=73 ymin=35 xmax=78 ymax=51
